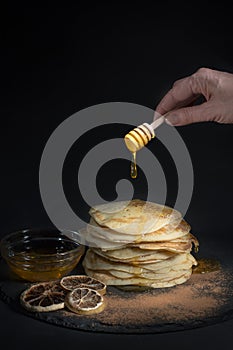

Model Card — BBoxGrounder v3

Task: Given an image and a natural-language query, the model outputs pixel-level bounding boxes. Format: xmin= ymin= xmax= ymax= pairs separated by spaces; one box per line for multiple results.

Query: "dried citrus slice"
xmin=20 ymin=281 xmax=66 ymax=312
xmin=60 ymin=275 xmax=106 ymax=295
xmin=65 ymin=287 xmax=105 ymax=315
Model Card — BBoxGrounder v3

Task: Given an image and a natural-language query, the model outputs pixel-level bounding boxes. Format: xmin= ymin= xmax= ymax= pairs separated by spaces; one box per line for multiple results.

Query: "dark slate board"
xmin=1 ymin=242 xmax=233 ymax=334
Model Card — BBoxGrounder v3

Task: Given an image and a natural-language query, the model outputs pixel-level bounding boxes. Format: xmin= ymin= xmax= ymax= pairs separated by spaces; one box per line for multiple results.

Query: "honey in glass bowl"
xmin=0 ymin=229 xmax=85 ymax=282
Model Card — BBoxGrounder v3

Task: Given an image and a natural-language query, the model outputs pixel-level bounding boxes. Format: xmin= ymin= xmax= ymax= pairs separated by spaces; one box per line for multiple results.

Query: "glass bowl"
xmin=0 ymin=229 xmax=85 ymax=282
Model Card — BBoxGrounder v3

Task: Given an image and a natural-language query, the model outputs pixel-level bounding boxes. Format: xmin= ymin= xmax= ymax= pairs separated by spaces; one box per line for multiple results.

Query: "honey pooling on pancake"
xmin=124 ymin=123 xmax=155 ymax=179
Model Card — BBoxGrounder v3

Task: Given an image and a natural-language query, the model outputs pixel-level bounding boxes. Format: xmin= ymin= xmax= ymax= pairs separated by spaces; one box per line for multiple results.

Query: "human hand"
xmin=155 ymin=67 xmax=233 ymax=126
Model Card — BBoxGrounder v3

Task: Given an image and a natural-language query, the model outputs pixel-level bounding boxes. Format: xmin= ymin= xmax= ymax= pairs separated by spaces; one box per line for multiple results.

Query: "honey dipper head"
xmin=124 ymin=123 xmax=155 ymax=152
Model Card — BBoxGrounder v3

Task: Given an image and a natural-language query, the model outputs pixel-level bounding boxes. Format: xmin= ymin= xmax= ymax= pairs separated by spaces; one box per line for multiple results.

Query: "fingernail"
xmin=165 ymin=115 xmax=179 ymax=126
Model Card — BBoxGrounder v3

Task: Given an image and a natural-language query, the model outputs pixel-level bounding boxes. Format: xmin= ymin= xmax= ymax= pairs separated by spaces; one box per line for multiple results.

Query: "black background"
xmin=1 ymin=3 xmax=233 ymax=349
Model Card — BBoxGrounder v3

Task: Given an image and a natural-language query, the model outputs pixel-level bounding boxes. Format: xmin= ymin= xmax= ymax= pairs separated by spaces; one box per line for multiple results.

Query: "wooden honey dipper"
xmin=124 ymin=114 xmax=165 ymax=179
xmin=124 ymin=115 xmax=164 ymax=153
xmin=124 ymin=112 xmax=165 ymax=179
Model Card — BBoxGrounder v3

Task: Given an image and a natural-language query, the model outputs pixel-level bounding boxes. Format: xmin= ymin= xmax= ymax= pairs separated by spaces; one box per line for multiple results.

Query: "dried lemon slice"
xmin=20 ymin=281 xmax=66 ymax=312
xmin=65 ymin=287 xmax=105 ymax=315
xmin=60 ymin=275 xmax=106 ymax=295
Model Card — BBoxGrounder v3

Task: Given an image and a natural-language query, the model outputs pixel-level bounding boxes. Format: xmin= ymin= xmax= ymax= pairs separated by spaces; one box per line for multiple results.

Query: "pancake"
xmin=87 ymin=267 xmax=192 ymax=281
xmin=130 ymin=233 xmax=198 ymax=252
xmin=92 ymin=247 xmax=177 ymax=262
xmin=83 ymin=217 xmax=191 ymax=249
xmin=83 ymin=249 xmax=197 ymax=274
xmin=83 ymin=266 xmax=193 ymax=288
xmin=89 ymin=199 xmax=182 ymax=234
xmin=80 ymin=226 xmax=128 ymax=250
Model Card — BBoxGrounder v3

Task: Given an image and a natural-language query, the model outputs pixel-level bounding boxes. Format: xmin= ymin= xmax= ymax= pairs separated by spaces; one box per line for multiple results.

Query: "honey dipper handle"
xmin=150 ymin=115 xmax=165 ymax=130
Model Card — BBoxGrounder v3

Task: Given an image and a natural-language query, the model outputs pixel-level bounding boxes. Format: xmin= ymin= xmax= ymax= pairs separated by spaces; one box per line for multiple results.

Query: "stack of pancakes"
xmin=82 ymin=199 xmax=199 ymax=288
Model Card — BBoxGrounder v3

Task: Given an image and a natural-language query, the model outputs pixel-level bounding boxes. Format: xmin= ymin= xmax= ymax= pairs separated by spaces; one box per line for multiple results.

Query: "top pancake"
xmin=89 ymin=199 xmax=182 ymax=234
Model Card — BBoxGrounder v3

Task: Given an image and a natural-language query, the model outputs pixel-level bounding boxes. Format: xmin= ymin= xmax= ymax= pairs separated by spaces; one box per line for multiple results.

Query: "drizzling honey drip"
xmin=130 ymin=152 xmax=137 ymax=179
xmin=192 ymin=258 xmax=221 ymax=274
xmin=124 ymin=124 xmax=156 ymax=179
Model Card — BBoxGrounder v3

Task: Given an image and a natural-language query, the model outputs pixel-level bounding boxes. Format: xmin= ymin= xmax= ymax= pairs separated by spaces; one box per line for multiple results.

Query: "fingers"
xmin=164 ymin=101 xmax=214 ymax=126
xmin=155 ymin=67 xmax=218 ymax=116
xmin=154 ymin=67 xmax=233 ymax=126
xmin=155 ymin=75 xmax=200 ymax=116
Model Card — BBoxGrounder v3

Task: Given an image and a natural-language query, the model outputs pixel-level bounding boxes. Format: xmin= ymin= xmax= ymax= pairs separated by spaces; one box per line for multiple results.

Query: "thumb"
xmin=165 ymin=102 xmax=213 ymax=126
